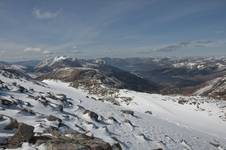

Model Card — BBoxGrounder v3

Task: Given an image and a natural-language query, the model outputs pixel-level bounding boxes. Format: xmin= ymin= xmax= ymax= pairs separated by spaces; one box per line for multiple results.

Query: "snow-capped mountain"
xmin=36 ymin=56 xmax=82 ymax=73
xmin=1 ymin=58 xmax=226 ymax=149
xmin=36 ymin=57 xmax=159 ymax=93
xmin=101 ymin=57 xmax=226 ymax=96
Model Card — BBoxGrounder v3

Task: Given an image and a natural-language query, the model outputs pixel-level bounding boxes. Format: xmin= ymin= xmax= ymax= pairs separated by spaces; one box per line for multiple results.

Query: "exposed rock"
xmin=18 ymin=108 xmax=36 ymax=116
xmin=57 ymin=105 xmax=64 ymax=112
xmin=0 ymin=98 xmax=15 ymax=106
xmin=112 ymin=143 xmax=122 ymax=150
xmin=33 ymin=131 xmax=113 ymax=150
xmin=4 ymin=118 xmax=18 ymax=130
xmin=105 ymin=97 xmax=120 ymax=106
xmin=47 ymin=115 xmax=62 ymax=123
xmin=17 ymin=85 xmax=28 ymax=93
xmin=0 ymin=114 xmax=4 ymax=121
xmin=39 ymin=99 xmax=49 ymax=106
xmin=178 ymin=98 xmax=188 ymax=105
xmin=25 ymin=102 xmax=33 ymax=107
xmin=7 ymin=123 xmax=34 ymax=148
xmin=145 ymin=111 xmax=152 ymax=115
xmin=57 ymin=94 xmax=67 ymax=101
xmin=0 ymin=79 xmax=4 ymax=84
xmin=121 ymin=110 xmax=134 ymax=116
xmin=120 ymin=97 xmax=132 ymax=104
xmin=84 ymin=110 xmax=99 ymax=122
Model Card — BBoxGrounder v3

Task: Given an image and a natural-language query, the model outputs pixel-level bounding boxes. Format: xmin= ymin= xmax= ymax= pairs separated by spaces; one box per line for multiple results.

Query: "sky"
xmin=0 ymin=0 xmax=226 ymax=61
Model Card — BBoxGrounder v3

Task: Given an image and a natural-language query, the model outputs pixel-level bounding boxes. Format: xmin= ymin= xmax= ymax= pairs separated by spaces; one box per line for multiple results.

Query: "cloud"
xmin=215 ymin=30 xmax=225 ymax=34
xmin=150 ymin=40 xmax=226 ymax=52
xmin=24 ymin=48 xmax=55 ymax=55
xmin=72 ymin=45 xmax=77 ymax=49
xmin=136 ymin=40 xmax=226 ymax=55
xmin=42 ymin=50 xmax=52 ymax=54
xmin=32 ymin=9 xmax=60 ymax=20
xmin=24 ymin=47 xmax=42 ymax=52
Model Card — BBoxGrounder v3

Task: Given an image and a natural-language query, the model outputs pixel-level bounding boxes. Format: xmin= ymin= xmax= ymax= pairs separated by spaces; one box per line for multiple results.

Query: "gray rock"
xmin=35 ymin=131 xmax=114 ymax=150
xmin=4 ymin=119 xmax=18 ymax=130
xmin=47 ymin=115 xmax=62 ymax=123
xmin=7 ymin=123 xmax=34 ymax=148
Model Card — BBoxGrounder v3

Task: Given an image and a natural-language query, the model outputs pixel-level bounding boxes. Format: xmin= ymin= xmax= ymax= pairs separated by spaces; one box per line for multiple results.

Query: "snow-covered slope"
xmin=195 ymin=76 xmax=226 ymax=100
xmin=119 ymin=90 xmax=226 ymax=138
xmin=1 ymin=69 xmax=226 ymax=149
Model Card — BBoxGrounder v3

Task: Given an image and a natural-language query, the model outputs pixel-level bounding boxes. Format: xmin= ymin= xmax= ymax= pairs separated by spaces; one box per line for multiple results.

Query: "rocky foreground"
xmin=0 ymin=116 xmax=116 ymax=150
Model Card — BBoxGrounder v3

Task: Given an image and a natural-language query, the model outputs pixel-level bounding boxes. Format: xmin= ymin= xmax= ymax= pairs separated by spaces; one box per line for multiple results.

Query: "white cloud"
xmin=72 ymin=45 xmax=77 ymax=49
xmin=215 ymin=30 xmax=225 ymax=34
xmin=150 ymin=40 xmax=226 ymax=52
xmin=32 ymin=9 xmax=60 ymax=20
xmin=137 ymin=39 xmax=226 ymax=54
xmin=24 ymin=47 xmax=42 ymax=52
xmin=42 ymin=50 xmax=52 ymax=54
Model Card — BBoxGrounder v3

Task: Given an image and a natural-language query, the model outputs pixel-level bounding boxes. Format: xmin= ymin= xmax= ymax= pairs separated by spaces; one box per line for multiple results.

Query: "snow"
xmin=119 ymin=90 xmax=226 ymax=139
xmin=43 ymin=80 xmax=226 ymax=149
xmin=7 ymin=143 xmax=47 ymax=150
xmin=173 ymin=62 xmax=206 ymax=70
xmin=50 ymin=56 xmax=68 ymax=66
xmin=36 ymin=56 xmax=68 ymax=68
xmin=1 ymin=73 xmax=226 ymax=149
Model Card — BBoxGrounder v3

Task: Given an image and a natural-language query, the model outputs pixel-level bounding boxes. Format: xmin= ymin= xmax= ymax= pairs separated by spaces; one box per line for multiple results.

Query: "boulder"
xmin=18 ymin=108 xmax=36 ymax=116
xmin=7 ymin=123 xmax=34 ymax=148
xmin=4 ymin=119 xmax=18 ymax=130
xmin=47 ymin=115 xmax=62 ymax=123
xmin=145 ymin=111 xmax=152 ymax=115
xmin=112 ymin=143 xmax=122 ymax=150
xmin=84 ymin=110 xmax=99 ymax=122
xmin=17 ymin=86 xmax=28 ymax=93
xmin=0 ymin=98 xmax=14 ymax=106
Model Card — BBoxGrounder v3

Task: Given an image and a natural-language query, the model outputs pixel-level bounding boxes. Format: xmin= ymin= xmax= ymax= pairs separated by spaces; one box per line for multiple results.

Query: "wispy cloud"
xmin=32 ymin=9 xmax=60 ymax=20
xmin=24 ymin=47 xmax=42 ymax=52
xmin=215 ymin=30 xmax=225 ymax=34
xmin=43 ymin=50 xmax=52 ymax=54
xmin=0 ymin=39 xmax=84 ymax=60
xmin=149 ymin=40 xmax=226 ymax=52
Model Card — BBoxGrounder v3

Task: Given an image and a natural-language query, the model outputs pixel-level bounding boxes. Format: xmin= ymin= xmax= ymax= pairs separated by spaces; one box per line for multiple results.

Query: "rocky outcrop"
xmin=4 ymin=120 xmax=118 ymax=150
xmin=7 ymin=123 xmax=34 ymax=148
xmin=194 ymin=76 xmax=226 ymax=100
xmin=4 ymin=118 xmax=18 ymax=130
xmin=45 ymin=134 xmax=112 ymax=150
xmin=33 ymin=130 xmax=116 ymax=150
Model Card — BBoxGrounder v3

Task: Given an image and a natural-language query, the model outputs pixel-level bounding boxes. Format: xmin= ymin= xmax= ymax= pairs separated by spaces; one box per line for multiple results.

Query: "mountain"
xmin=13 ymin=60 xmax=40 ymax=68
xmin=1 ymin=63 xmax=226 ymax=149
xmin=36 ymin=57 xmax=159 ymax=94
xmin=36 ymin=56 xmax=82 ymax=73
xmin=101 ymin=57 xmax=226 ymax=96
xmin=194 ymin=75 xmax=226 ymax=100
xmin=0 ymin=62 xmax=31 ymax=80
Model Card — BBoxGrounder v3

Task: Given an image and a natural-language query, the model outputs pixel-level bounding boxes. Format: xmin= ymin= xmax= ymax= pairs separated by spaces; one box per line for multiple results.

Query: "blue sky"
xmin=0 ymin=0 xmax=226 ymax=61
